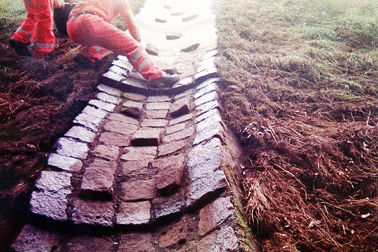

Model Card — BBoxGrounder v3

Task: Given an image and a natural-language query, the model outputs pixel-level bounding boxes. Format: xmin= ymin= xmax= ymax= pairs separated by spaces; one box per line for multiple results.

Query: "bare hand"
xmin=54 ymin=0 xmax=65 ymax=8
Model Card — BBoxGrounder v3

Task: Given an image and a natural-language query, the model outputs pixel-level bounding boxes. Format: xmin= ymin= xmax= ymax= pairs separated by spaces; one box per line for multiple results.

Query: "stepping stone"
xmin=194 ymin=78 xmax=219 ymax=100
xmin=55 ymin=137 xmax=89 ymax=159
xmin=97 ymin=84 xmax=122 ymax=97
xmin=202 ymin=49 xmax=218 ymax=60
xmin=80 ymin=159 xmax=117 ymax=198
xmin=195 ymin=67 xmax=219 ymax=84
xmin=117 ymin=201 xmax=151 ymax=225
xmin=197 ymin=56 xmax=216 ymax=73
xmin=121 ymin=146 xmax=157 ymax=161
xmin=166 ymin=32 xmax=181 ymax=40
xmin=146 ymin=102 xmax=171 ymax=110
xmin=97 ymin=92 xmax=122 ymax=104
xmin=152 ymin=190 xmax=186 ymax=219
xmin=162 ymin=125 xmax=195 ymax=144
xmin=88 ymin=99 xmax=117 ymax=112
xmin=165 ymin=122 xmax=187 ymax=135
xmin=182 ymin=14 xmax=198 ymax=22
xmin=47 ymin=153 xmax=83 ymax=172
xmin=103 ymin=114 xmax=139 ymax=135
xmin=181 ymin=42 xmax=200 ymax=52
xmin=113 ymin=57 xmax=133 ymax=72
xmin=73 ymin=109 xmax=107 ymax=132
xmin=198 ymin=196 xmax=235 ymax=236
xmin=145 ymin=43 xmax=159 ymax=56
xmin=121 ymin=160 xmax=149 ymax=176
xmin=169 ymin=113 xmax=194 ymax=126
xmin=147 ymin=95 xmax=171 ymax=102
xmin=158 ymin=138 xmax=188 ymax=157
xmin=173 ymin=77 xmax=194 ymax=89
xmin=118 ymin=233 xmax=155 ymax=251
xmin=121 ymin=179 xmax=157 ymax=201
xmin=151 ymin=154 xmax=185 ymax=193
xmin=169 ymin=96 xmax=192 ymax=118
xmin=155 ymin=17 xmax=167 ymax=23
xmin=145 ymin=109 xmax=169 ymax=119
xmin=123 ymin=92 xmax=146 ymax=102
xmin=64 ymin=125 xmax=96 ymax=143
xmin=131 ymin=128 xmax=163 ymax=146
xmin=121 ymin=100 xmax=144 ymax=118
xmin=197 ymin=226 xmax=239 ymax=251
xmin=196 ymin=100 xmax=222 ymax=117
xmin=171 ymin=11 xmax=184 ymax=16
xmin=141 ymin=118 xmax=169 ymax=128
xmin=109 ymin=65 xmax=128 ymax=77
xmin=110 ymin=113 xmax=139 ymax=123
xmin=11 ymin=225 xmax=59 ymax=252
xmin=63 ymin=236 xmax=114 ymax=251
xmin=101 ymin=71 xmax=124 ymax=84
xmin=186 ymin=138 xmax=229 ymax=207
xmin=99 ymin=131 xmax=131 ymax=147
xmin=71 ymin=198 xmax=115 ymax=226
xmin=30 ymin=171 xmax=72 ymax=221
xmin=158 ymin=218 xmax=188 ymax=248
xmin=195 ymin=90 xmax=219 ymax=107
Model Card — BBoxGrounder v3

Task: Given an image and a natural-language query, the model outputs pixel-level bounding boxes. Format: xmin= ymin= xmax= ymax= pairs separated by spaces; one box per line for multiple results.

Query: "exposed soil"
xmin=214 ymin=0 xmax=378 ymax=251
xmin=0 ymin=19 xmax=118 ymax=249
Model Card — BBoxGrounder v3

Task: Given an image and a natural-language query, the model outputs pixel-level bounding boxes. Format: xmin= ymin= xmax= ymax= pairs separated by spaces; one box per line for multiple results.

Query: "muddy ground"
xmin=0 ymin=21 xmax=119 ymax=248
xmin=214 ymin=0 xmax=378 ymax=251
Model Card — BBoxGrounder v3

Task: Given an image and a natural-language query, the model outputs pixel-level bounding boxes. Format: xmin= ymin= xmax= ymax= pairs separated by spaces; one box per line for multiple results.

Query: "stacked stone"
xmin=12 ymin=50 xmax=245 ymax=252
xmin=11 ymin=0 xmax=250 ymax=249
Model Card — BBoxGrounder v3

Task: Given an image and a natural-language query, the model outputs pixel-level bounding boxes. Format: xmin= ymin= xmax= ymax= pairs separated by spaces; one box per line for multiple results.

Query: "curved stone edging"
xmin=11 ymin=0 xmax=256 ymax=251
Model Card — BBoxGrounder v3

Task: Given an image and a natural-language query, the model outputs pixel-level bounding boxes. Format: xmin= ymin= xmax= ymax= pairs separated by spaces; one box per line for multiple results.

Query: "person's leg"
xmin=75 ymin=45 xmax=111 ymax=67
xmin=10 ymin=0 xmax=36 ymax=56
xmin=68 ymin=15 xmax=165 ymax=81
xmin=33 ymin=0 xmax=55 ymax=58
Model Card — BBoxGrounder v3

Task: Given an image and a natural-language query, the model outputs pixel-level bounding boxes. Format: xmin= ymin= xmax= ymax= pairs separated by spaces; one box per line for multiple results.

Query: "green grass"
xmin=0 ymin=0 xmax=25 ymax=32
xmin=216 ymin=0 xmax=378 ymax=99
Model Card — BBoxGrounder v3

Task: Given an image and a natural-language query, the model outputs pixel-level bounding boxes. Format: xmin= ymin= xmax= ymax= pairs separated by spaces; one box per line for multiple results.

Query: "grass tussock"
xmin=214 ymin=0 xmax=378 ymax=251
xmin=0 ymin=0 xmax=25 ymax=32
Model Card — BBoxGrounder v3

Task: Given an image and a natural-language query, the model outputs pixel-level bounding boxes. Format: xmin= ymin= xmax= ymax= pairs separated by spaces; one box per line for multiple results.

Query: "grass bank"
xmin=214 ymin=0 xmax=378 ymax=251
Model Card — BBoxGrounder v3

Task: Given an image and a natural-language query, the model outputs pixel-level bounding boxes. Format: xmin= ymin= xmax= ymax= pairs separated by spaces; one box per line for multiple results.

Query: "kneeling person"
xmin=67 ymin=0 xmax=179 ymax=87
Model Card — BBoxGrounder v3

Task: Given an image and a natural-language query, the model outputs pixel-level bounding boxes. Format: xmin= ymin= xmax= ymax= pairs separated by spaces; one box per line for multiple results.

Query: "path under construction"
xmin=10 ymin=0 xmax=256 ymax=251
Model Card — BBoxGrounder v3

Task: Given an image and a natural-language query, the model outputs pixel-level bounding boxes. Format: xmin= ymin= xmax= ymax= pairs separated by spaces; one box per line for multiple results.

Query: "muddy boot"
xmin=73 ymin=54 xmax=95 ymax=69
xmin=149 ymin=73 xmax=180 ymax=88
xmin=9 ymin=39 xmax=32 ymax=57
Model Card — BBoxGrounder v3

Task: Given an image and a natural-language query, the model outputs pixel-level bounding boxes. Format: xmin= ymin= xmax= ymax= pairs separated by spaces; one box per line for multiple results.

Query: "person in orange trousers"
xmin=66 ymin=0 xmax=179 ymax=87
xmin=10 ymin=0 xmax=65 ymax=58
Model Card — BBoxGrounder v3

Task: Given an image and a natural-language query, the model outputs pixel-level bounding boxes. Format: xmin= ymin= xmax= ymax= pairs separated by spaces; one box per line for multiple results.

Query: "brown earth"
xmin=214 ymin=0 xmax=378 ymax=251
xmin=0 ymin=21 xmax=120 ymax=249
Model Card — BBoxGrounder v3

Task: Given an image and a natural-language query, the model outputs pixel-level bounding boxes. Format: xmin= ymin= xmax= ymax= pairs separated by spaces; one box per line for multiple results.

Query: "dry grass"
xmin=214 ymin=0 xmax=378 ymax=251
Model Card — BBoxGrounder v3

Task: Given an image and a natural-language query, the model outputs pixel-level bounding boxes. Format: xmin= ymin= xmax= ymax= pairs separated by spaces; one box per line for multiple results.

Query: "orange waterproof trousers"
xmin=11 ymin=0 xmax=55 ymax=57
xmin=67 ymin=14 xmax=164 ymax=81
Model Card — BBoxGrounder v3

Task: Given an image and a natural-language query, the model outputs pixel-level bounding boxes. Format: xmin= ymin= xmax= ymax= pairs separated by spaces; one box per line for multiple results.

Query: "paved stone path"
xmin=11 ymin=0 xmax=253 ymax=251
